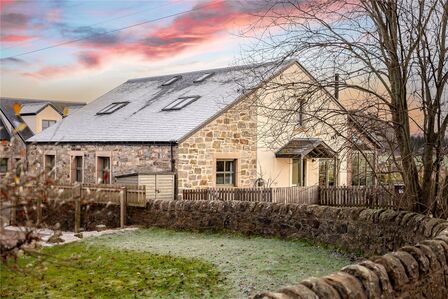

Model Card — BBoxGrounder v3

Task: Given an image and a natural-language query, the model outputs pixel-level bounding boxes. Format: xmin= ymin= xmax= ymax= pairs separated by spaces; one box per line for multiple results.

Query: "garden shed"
xmin=115 ymin=172 xmax=175 ymax=201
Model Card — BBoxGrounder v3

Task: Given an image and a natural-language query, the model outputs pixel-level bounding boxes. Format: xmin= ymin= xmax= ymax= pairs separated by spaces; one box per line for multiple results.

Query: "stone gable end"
xmin=177 ymin=96 xmax=257 ymax=192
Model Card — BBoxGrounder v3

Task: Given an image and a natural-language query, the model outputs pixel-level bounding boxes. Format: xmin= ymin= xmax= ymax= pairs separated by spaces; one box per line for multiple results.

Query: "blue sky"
xmin=0 ymin=0 xmax=267 ymax=102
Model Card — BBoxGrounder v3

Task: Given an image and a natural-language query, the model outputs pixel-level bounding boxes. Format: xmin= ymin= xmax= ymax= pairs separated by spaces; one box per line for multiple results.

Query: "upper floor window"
xmin=193 ymin=72 xmax=214 ymax=83
xmin=97 ymin=102 xmax=128 ymax=115
xmin=161 ymin=76 xmax=181 ymax=86
xmin=296 ymin=100 xmax=304 ymax=127
xmin=0 ymin=158 xmax=8 ymax=173
xmin=216 ymin=159 xmax=236 ymax=186
xmin=42 ymin=120 xmax=57 ymax=130
xmin=162 ymin=96 xmax=200 ymax=111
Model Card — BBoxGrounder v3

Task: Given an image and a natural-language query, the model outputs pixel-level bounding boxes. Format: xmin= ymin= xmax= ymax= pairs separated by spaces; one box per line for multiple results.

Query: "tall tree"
xmin=241 ymin=0 xmax=448 ymax=216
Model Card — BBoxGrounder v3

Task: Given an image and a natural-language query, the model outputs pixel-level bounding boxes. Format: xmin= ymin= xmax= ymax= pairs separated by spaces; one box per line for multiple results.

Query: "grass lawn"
xmin=1 ymin=228 xmax=357 ymax=298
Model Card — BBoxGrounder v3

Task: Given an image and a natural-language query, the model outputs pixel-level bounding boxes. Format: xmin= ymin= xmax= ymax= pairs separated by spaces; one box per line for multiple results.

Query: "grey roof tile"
xmin=29 ymin=61 xmax=293 ymax=143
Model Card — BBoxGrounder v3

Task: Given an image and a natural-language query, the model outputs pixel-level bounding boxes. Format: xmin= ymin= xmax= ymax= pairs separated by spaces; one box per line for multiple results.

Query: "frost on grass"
xmin=85 ymin=228 xmax=355 ymax=298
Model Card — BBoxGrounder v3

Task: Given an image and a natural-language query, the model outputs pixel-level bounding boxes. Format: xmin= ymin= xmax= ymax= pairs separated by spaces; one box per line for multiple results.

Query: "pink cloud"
xmin=1 ymin=34 xmax=33 ymax=42
xmin=21 ymin=0 xmax=289 ymax=79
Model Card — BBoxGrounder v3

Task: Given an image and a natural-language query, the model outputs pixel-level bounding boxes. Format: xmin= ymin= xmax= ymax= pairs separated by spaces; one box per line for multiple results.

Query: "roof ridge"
xmin=127 ymin=59 xmax=295 ymax=83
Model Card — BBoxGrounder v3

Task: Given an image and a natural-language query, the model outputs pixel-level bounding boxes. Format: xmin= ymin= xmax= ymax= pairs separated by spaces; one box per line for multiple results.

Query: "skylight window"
xmin=193 ymin=72 xmax=214 ymax=83
xmin=162 ymin=96 xmax=200 ymax=111
xmin=97 ymin=102 xmax=129 ymax=115
xmin=161 ymin=75 xmax=181 ymax=86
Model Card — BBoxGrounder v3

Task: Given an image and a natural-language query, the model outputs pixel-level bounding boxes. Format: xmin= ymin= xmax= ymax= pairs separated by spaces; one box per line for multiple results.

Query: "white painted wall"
xmin=255 ymin=62 xmax=350 ymax=187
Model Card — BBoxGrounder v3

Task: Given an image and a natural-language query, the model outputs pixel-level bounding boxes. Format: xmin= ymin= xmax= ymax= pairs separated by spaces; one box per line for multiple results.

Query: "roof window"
xmin=162 ymin=96 xmax=200 ymax=111
xmin=193 ymin=72 xmax=214 ymax=83
xmin=161 ymin=75 xmax=181 ymax=86
xmin=97 ymin=102 xmax=128 ymax=115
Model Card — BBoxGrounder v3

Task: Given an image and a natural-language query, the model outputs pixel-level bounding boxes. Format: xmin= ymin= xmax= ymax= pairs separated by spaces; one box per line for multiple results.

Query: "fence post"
xmin=9 ymin=196 xmax=17 ymax=227
xmin=74 ymin=185 xmax=81 ymax=233
xmin=120 ymin=187 xmax=127 ymax=228
xmin=36 ymin=196 xmax=42 ymax=227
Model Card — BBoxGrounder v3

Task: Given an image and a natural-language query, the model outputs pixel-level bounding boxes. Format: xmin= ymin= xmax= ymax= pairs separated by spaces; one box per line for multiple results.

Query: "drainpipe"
xmin=170 ymin=140 xmax=178 ymax=200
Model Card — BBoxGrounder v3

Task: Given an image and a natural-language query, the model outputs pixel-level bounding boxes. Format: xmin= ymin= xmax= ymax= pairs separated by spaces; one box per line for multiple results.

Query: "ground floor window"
xmin=44 ymin=155 xmax=56 ymax=178
xmin=0 ymin=158 xmax=8 ymax=173
xmin=292 ymin=158 xmax=306 ymax=186
xmin=319 ymin=159 xmax=336 ymax=186
xmin=97 ymin=156 xmax=111 ymax=184
xmin=351 ymin=151 xmax=375 ymax=186
xmin=71 ymin=156 xmax=83 ymax=183
xmin=216 ymin=159 xmax=236 ymax=186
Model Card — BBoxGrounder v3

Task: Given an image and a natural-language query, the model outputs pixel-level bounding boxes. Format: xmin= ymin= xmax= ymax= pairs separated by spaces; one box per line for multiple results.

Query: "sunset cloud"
xmin=1 ymin=34 xmax=33 ymax=42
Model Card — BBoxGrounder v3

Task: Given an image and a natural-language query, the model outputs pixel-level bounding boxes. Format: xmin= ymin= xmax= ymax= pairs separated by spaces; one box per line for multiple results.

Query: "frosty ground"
xmin=1 ymin=227 xmax=356 ymax=298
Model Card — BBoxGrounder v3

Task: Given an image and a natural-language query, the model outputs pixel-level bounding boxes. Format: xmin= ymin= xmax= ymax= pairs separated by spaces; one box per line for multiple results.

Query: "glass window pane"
xmin=225 ymin=160 xmax=234 ymax=172
xmin=216 ymin=160 xmax=225 ymax=172
xmin=216 ymin=173 xmax=224 ymax=185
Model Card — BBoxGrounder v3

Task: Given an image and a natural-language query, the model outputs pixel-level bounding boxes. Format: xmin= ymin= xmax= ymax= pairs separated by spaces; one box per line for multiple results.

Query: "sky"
xmin=0 ymin=0 xmax=269 ymax=103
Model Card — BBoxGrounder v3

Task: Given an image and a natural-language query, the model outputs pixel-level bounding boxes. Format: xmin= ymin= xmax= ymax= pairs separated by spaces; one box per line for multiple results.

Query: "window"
xmin=97 ymin=156 xmax=111 ymax=184
xmin=351 ymin=151 xmax=375 ymax=186
xmin=71 ymin=156 xmax=83 ymax=183
xmin=0 ymin=158 xmax=8 ymax=173
xmin=97 ymin=102 xmax=128 ymax=115
xmin=44 ymin=155 xmax=56 ymax=178
xmin=296 ymin=100 xmax=304 ymax=127
xmin=216 ymin=160 xmax=236 ymax=186
xmin=42 ymin=120 xmax=57 ymax=130
xmin=161 ymin=76 xmax=181 ymax=86
xmin=193 ymin=72 xmax=214 ymax=83
xmin=162 ymin=96 xmax=200 ymax=111
xmin=319 ymin=159 xmax=336 ymax=186
xmin=292 ymin=158 xmax=306 ymax=186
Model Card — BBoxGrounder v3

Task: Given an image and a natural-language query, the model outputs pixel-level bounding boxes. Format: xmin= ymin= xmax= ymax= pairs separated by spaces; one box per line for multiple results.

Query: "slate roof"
xmin=275 ymin=138 xmax=336 ymax=158
xmin=29 ymin=61 xmax=293 ymax=143
xmin=0 ymin=117 xmax=11 ymax=141
xmin=0 ymin=97 xmax=86 ymax=141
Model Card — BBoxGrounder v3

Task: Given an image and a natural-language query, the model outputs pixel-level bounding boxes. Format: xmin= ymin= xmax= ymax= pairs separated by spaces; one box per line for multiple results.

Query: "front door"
xmin=292 ymin=158 xmax=306 ymax=186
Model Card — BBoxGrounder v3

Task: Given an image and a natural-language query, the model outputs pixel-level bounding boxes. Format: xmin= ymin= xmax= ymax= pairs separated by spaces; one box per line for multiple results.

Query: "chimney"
xmin=334 ymin=73 xmax=339 ymax=101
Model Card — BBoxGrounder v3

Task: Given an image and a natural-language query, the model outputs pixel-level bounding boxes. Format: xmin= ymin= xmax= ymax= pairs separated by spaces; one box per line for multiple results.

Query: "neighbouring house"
xmin=0 ymin=98 xmax=85 ymax=176
xmin=26 ymin=60 xmax=379 ymax=198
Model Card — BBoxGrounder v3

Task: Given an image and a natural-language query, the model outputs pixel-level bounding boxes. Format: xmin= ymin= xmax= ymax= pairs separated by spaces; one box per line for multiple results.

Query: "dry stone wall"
xmin=23 ymin=200 xmax=448 ymax=298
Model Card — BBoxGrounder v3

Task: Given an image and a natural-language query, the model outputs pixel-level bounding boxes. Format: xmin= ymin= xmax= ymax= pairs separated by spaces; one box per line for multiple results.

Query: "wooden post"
xmin=0 ymin=198 xmax=4 ymax=234
xmin=36 ymin=197 xmax=42 ymax=227
xmin=120 ymin=187 xmax=127 ymax=228
xmin=10 ymin=196 xmax=17 ymax=226
xmin=74 ymin=185 xmax=81 ymax=233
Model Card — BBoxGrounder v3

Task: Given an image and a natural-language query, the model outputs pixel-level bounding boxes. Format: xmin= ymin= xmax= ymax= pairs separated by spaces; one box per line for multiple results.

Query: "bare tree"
xmin=239 ymin=0 xmax=447 ymax=216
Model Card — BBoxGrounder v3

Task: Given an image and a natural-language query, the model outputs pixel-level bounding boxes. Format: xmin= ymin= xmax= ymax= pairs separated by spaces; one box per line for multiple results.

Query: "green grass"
xmin=0 ymin=242 xmax=227 ymax=299
xmin=85 ymin=228 xmax=356 ymax=297
xmin=1 ymin=228 xmax=357 ymax=298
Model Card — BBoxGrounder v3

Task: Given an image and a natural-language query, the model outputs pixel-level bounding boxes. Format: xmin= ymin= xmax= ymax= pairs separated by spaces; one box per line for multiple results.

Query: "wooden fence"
xmin=49 ymin=183 xmax=147 ymax=207
xmin=182 ymin=186 xmax=319 ymax=205
xmin=319 ymin=186 xmax=400 ymax=208
xmin=183 ymin=185 xmax=402 ymax=209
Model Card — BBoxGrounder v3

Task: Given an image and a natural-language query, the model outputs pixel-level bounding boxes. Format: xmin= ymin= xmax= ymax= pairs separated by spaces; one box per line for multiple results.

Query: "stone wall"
xmin=24 ymin=200 xmax=448 ymax=298
xmin=177 ymin=96 xmax=257 ymax=192
xmin=0 ymin=136 xmax=26 ymax=176
xmin=26 ymin=143 xmax=174 ymax=184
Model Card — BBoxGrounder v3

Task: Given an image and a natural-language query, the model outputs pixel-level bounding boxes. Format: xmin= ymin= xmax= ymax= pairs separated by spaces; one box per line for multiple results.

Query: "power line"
xmin=1 ymin=1 xmax=177 ymax=51
xmin=1 ymin=0 xmax=224 ymax=60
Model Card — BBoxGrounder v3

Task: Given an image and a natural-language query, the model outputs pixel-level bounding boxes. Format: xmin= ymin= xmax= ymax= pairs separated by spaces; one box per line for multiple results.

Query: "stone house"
xmin=0 ymin=98 xmax=85 ymax=177
xmin=26 ymin=60 xmax=378 ymax=197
